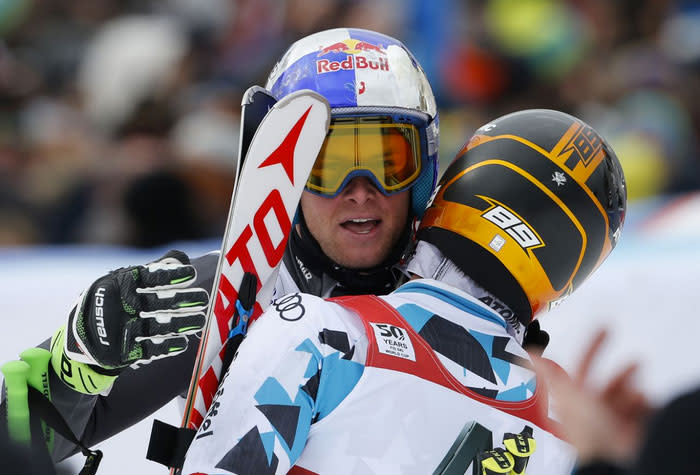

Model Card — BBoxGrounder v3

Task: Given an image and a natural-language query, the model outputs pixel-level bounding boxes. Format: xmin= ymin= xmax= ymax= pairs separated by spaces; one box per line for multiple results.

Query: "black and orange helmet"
xmin=417 ymin=109 xmax=627 ymax=325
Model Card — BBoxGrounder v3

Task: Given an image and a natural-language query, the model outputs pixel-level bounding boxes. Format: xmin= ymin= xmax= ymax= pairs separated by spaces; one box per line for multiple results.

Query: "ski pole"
xmin=221 ymin=272 xmax=257 ymax=379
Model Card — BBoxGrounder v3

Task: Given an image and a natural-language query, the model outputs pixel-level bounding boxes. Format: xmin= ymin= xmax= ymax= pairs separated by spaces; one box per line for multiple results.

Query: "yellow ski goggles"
xmin=305 ymin=116 xmax=423 ymax=196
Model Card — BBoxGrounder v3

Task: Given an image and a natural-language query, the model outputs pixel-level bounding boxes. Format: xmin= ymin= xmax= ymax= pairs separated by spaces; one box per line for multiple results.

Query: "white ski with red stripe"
xmin=178 ymin=89 xmax=330 ymax=434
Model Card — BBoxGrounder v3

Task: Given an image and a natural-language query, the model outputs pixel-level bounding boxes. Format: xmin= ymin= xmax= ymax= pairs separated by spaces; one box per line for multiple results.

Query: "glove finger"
xmin=149 ymin=312 xmax=206 ymax=337
xmin=137 ymin=288 xmax=209 ymax=313
xmin=139 ymin=263 xmax=197 ymax=290
xmin=126 ymin=336 xmax=190 ymax=365
xmin=153 ymin=250 xmax=191 ymax=265
xmin=125 ymin=312 xmax=206 ymax=341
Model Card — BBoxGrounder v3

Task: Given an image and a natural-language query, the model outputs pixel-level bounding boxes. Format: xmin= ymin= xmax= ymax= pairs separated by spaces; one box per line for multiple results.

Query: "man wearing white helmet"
xmin=182 ymin=108 xmax=628 ymax=474
xmin=1 ymin=28 xmax=443 ymax=466
xmin=268 ymin=27 xmax=439 ymax=299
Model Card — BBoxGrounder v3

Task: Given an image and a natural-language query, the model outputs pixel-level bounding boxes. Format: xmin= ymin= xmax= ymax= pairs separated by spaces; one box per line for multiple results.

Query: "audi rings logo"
xmin=274 ymin=293 xmax=306 ymax=321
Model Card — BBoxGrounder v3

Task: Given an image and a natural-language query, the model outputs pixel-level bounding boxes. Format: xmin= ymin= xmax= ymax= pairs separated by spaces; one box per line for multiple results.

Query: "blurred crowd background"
xmin=1 ymin=0 xmax=699 ymax=248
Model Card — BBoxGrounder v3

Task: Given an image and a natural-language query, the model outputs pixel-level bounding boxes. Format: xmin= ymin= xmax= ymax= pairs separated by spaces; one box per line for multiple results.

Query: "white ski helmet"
xmin=265 ymin=27 xmax=439 ymax=218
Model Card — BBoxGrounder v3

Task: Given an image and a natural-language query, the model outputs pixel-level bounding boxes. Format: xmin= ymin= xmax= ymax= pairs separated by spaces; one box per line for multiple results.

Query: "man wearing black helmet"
xmin=1 ymin=27 xmax=442 ymax=464
xmin=182 ymin=108 xmax=628 ymax=474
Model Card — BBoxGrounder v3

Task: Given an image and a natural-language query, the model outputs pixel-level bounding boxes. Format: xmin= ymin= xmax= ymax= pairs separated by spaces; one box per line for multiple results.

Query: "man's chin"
xmin=333 ymin=252 xmax=388 ymax=270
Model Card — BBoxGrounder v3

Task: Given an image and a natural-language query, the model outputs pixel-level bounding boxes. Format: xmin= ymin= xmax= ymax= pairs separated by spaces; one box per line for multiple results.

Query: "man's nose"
xmin=342 ymin=176 xmax=379 ymax=203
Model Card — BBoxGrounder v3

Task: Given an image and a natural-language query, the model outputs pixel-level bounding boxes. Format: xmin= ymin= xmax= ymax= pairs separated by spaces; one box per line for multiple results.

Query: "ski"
xmin=236 ymin=86 xmax=277 ymax=180
xmin=178 ymin=89 xmax=330 ymax=441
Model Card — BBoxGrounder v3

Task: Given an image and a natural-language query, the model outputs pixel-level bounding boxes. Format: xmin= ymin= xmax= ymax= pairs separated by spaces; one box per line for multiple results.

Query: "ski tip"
xmin=241 ymin=85 xmax=275 ymax=106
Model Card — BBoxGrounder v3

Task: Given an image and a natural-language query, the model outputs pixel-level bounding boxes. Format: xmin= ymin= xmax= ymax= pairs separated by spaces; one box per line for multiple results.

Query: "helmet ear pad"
xmin=411 ymin=151 xmax=438 ymax=218
xmin=411 ymin=113 xmax=439 ymax=219
xmin=411 ymin=160 xmax=434 ymax=218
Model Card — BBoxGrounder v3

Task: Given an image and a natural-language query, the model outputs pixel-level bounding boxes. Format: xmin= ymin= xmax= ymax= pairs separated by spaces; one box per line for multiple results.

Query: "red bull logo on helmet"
xmin=316 ymin=39 xmax=389 ymax=74
xmin=317 ymin=39 xmax=386 ymax=57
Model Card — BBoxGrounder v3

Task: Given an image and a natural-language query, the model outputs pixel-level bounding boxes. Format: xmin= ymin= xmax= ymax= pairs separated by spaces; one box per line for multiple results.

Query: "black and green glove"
xmin=53 ymin=250 xmax=209 ymax=394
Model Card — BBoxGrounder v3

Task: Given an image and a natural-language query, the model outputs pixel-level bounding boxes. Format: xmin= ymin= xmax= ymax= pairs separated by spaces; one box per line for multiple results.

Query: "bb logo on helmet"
xmin=554 ymin=123 xmax=606 ymax=182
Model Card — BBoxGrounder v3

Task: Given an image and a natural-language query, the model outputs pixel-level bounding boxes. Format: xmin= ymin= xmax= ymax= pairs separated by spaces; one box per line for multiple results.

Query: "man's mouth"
xmin=340 ymin=218 xmax=380 ymax=234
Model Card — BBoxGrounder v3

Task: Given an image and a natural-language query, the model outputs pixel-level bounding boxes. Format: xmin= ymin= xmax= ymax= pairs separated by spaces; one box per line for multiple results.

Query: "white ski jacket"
xmin=182 ymin=279 xmax=576 ymax=474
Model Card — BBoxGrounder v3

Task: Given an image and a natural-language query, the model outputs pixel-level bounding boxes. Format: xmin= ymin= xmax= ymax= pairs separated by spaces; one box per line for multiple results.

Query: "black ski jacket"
xmin=2 ymin=223 xmax=407 ymax=462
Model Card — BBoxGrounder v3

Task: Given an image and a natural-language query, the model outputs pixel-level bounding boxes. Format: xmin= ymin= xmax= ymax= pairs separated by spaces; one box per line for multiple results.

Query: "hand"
xmin=59 ymin=250 xmax=208 ymax=379
xmin=535 ymin=329 xmax=652 ymax=465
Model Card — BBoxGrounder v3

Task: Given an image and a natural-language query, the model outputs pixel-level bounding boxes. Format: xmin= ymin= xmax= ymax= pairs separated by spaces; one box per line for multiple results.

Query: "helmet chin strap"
xmin=407 ymin=241 xmax=525 ymax=343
